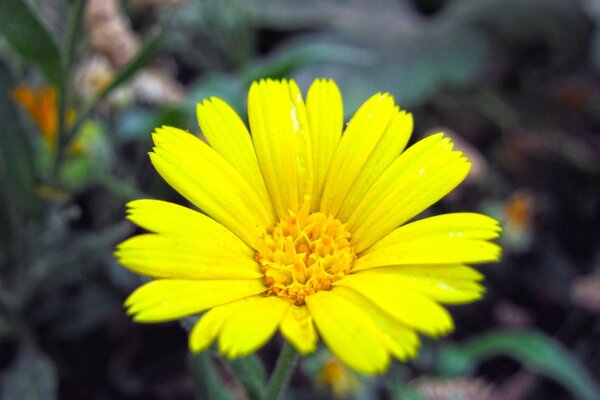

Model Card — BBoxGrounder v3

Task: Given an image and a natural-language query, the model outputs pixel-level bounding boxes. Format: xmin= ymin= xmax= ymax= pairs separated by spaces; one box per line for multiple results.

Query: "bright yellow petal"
xmin=334 ymin=274 xmax=454 ymax=337
xmin=337 ymin=109 xmax=413 ymax=222
xmin=125 ymin=199 xmax=251 ymax=253
xmin=355 ymin=213 xmax=502 ymax=269
xmin=218 ymin=296 xmax=289 ymax=358
xmin=280 ymin=305 xmax=317 ymax=355
xmin=369 ymin=212 xmax=502 ymax=244
xmin=196 ymin=97 xmax=274 ymax=217
xmin=366 ymin=264 xmax=485 ymax=281
xmin=351 ymin=268 xmax=485 ymax=304
xmin=319 ymin=93 xmax=396 ymax=217
xmin=305 ymin=290 xmax=390 ymax=374
xmin=125 ymin=279 xmax=265 ymax=322
xmin=334 ymin=286 xmax=420 ymax=361
xmin=356 ymin=239 xmax=500 ymax=268
xmin=115 ymin=234 xmax=260 ymax=279
xmin=306 ymin=79 xmax=343 ymax=211
xmin=348 ymin=134 xmax=471 ymax=252
xmin=248 ymin=79 xmax=313 ymax=217
xmin=189 ymin=300 xmax=241 ymax=353
xmin=150 ymin=126 xmax=272 ymax=247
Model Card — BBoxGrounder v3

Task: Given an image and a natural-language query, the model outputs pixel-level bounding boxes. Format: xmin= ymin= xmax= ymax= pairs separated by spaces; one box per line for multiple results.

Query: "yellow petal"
xmin=334 ymin=274 xmax=454 ymax=337
xmin=334 ymin=286 xmax=420 ymax=361
xmin=115 ymin=234 xmax=261 ymax=279
xmin=368 ymin=264 xmax=485 ymax=281
xmin=351 ymin=268 xmax=485 ymax=304
xmin=149 ymin=126 xmax=272 ymax=247
xmin=337 ymin=109 xmax=413 ymax=222
xmin=196 ymin=97 xmax=274 ymax=217
xmin=357 ymin=239 xmax=500 ymax=267
xmin=248 ymin=79 xmax=313 ymax=217
xmin=319 ymin=93 xmax=396 ymax=217
xmin=348 ymin=134 xmax=471 ymax=252
xmin=125 ymin=199 xmax=251 ymax=253
xmin=218 ymin=296 xmax=289 ymax=358
xmin=355 ymin=213 xmax=502 ymax=269
xmin=189 ymin=300 xmax=241 ymax=353
xmin=305 ymin=290 xmax=390 ymax=374
xmin=306 ymin=79 xmax=343 ymax=211
xmin=125 ymin=279 xmax=265 ymax=322
xmin=280 ymin=305 xmax=317 ymax=355
xmin=370 ymin=213 xmax=502 ymax=244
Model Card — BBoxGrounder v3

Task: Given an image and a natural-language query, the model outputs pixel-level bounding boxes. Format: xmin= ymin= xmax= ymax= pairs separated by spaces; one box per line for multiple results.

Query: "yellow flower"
xmin=318 ymin=357 xmax=361 ymax=399
xmin=12 ymin=85 xmax=76 ymax=148
xmin=115 ymin=79 xmax=501 ymax=374
xmin=12 ymin=85 xmax=59 ymax=145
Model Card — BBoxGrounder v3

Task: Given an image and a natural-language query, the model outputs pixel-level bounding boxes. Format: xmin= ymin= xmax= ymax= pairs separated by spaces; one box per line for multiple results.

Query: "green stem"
xmin=263 ymin=341 xmax=298 ymax=400
xmin=53 ymin=0 xmax=86 ymax=180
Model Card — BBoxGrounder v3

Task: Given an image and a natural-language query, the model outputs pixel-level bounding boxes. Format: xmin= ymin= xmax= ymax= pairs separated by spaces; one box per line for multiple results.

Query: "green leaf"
xmin=0 ymin=59 xmax=40 ymax=273
xmin=187 ymin=352 xmax=236 ymax=400
xmin=227 ymin=355 xmax=266 ymax=400
xmin=0 ymin=61 xmax=39 ymax=217
xmin=390 ymin=385 xmax=427 ymax=400
xmin=187 ymin=73 xmax=246 ymax=117
xmin=438 ymin=330 xmax=600 ymax=400
xmin=0 ymin=0 xmax=63 ymax=85
xmin=0 ymin=345 xmax=58 ymax=400
xmin=116 ymin=105 xmax=192 ymax=142
xmin=240 ymin=37 xmax=370 ymax=85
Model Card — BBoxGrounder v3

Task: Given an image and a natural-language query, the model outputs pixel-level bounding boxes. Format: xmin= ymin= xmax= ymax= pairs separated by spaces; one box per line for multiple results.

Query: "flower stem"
xmin=263 ymin=341 xmax=298 ymax=400
xmin=53 ymin=0 xmax=85 ymax=180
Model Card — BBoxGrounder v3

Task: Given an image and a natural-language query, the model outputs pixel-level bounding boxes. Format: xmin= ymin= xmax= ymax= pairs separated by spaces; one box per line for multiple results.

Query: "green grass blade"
xmin=438 ymin=329 xmax=600 ymax=400
xmin=0 ymin=0 xmax=63 ymax=86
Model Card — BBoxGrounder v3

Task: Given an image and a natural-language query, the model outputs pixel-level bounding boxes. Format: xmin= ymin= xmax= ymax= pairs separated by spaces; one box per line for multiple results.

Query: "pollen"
xmin=256 ymin=202 xmax=356 ymax=306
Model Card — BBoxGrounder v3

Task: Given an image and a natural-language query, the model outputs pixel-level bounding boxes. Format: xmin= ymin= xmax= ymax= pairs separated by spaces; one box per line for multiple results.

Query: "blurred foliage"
xmin=438 ymin=330 xmax=600 ymax=400
xmin=1 ymin=0 xmax=599 ymax=398
xmin=0 ymin=0 xmax=63 ymax=86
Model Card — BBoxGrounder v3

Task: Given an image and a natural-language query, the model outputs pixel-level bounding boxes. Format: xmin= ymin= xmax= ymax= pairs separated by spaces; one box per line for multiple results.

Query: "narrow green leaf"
xmin=0 ymin=61 xmax=39 ymax=217
xmin=0 ymin=0 xmax=63 ymax=85
xmin=227 ymin=355 xmax=266 ymax=400
xmin=391 ymin=385 xmax=427 ymax=400
xmin=53 ymin=0 xmax=86 ymax=179
xmin=240 ymin=38 xmax=370 ymax=84
xmin=0 ymin=60 xmax=39 ymax=271
xmin=181 ymin=315 xmax=236 ymax=400
xmin=438 ymin=330 xmax=600 ymax=400
xmin=187 ymin=352 xmax=236 ymax=400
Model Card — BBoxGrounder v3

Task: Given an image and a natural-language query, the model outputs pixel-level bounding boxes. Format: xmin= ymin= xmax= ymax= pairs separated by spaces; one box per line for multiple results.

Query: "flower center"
xmin=256 ymin=204 xmax=356 ymax=306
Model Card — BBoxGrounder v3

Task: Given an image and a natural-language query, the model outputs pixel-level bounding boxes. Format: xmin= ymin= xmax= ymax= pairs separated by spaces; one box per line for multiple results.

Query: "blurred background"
xmin=1 ymin=0 xmax=600 ymax=399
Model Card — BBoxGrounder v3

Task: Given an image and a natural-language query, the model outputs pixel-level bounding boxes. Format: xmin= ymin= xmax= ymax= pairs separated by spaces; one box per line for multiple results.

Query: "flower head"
xmin=12 ymin=84 xmax=76 ymax=148
xmin=116 ymin=79 xmax=501 ymax=374
xmin=12 ymin=85 xmax=59 ymax=145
